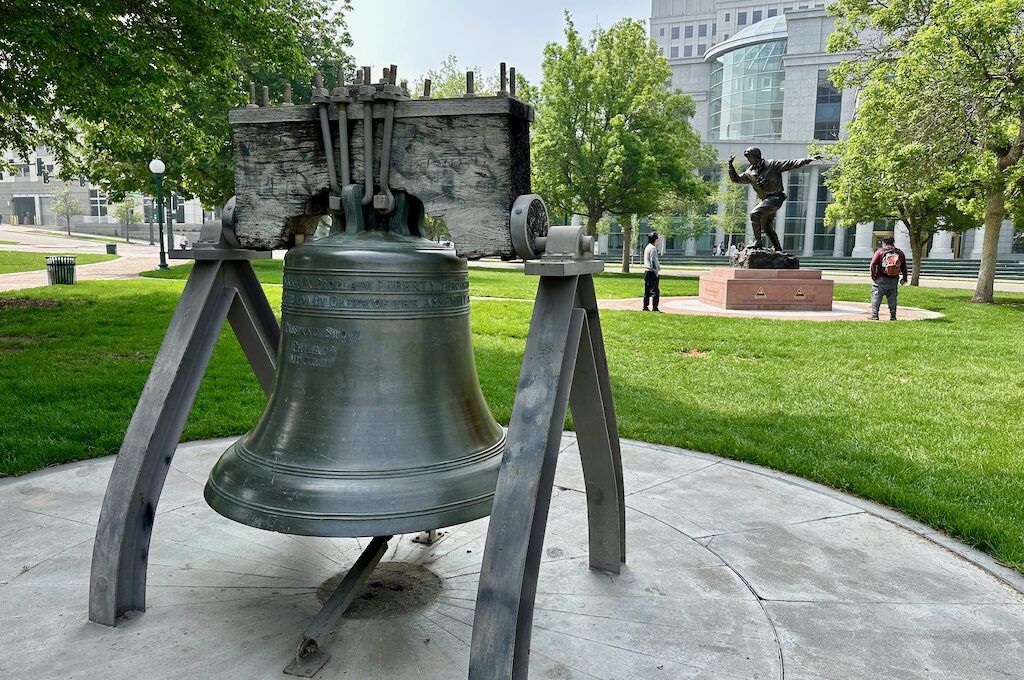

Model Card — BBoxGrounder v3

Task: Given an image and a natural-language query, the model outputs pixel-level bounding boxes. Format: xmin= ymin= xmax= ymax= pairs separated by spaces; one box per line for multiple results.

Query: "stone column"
xmin=832 ymin=226 xmax=846 ymax=257
xmin=998 ymin=219 xmax=1014 ymax=256
xmin=969 ymin=227 xmax=985 ymax=259
xmin=745 ymin=185 xmax=756 ymax=244
xmin=685 ymin=237 xmax=697 ymax=256
xmin=929 ymin=230 xmax=954 ymax=259
xmin=802 ymin=166 xmax=820 ymax=257
xmin=894 ymin=222 xmax=912 ymax=253
xmin=851 ymin=222 xmax=874 ymax=257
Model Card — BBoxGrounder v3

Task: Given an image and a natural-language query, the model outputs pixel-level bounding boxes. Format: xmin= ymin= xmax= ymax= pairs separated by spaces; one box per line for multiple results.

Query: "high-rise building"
xmin=617 ymin=0 xmax=1020 ymax=260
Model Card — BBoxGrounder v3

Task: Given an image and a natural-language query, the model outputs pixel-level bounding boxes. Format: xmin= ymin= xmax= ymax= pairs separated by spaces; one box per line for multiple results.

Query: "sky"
xmin=345 ymin=0 xmax=652 ymax=87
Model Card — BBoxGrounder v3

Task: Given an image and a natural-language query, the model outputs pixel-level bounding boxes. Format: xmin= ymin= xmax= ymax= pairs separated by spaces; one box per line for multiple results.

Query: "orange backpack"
xmin=881 ymin=251 xmax=901 ymax=277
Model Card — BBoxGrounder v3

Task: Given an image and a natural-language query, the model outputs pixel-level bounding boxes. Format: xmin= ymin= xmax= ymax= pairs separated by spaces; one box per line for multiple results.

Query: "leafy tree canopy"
xmin=827 ymin=0 xmax=1024 ymax=299
xmin=412 ymin=55 xmax=537 ymax=106
xmin=532 ymin=14 xmax=714 ymax=235
xmin=2 ymin=0 xmax=352 ymax=206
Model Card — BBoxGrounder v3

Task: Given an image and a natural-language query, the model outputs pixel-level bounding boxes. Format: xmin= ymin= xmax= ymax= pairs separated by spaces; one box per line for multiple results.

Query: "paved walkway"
xmin=470 ymin=259 xmax=1024 ymax=294
xmin=2 ymin=436 xmax=1021 ymax=679
xmin=0 ymin=223 xmax=167 ymax=293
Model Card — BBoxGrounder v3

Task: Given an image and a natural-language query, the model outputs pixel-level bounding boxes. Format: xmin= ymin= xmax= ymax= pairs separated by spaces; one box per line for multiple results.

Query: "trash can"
xmin=105 ymin=243 xmax=118 ymax=255
xmin=45 ymin=256 xmax=77 ymax=285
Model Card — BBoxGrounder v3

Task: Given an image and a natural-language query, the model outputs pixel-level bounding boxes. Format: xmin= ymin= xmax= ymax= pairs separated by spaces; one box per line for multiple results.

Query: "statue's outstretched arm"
xmin=727 ymin=156 xmax=746 ymax=184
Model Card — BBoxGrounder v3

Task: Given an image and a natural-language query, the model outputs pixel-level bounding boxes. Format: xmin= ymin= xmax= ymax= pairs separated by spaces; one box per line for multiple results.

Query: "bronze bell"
xmin=204 ymin=191 xmax=505 ymax=537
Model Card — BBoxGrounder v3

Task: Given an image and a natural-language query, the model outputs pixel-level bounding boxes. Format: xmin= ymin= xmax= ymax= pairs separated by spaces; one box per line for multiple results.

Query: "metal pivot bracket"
xmin=88 ymin=217 xmax=280 ymax=627
xmin=468 ymin=225 xmax=625 ymax=680
xmin=284 ymin=536 xmax=392 ymax=677
xmin=372 ymin=64 xmax=410 ymax=215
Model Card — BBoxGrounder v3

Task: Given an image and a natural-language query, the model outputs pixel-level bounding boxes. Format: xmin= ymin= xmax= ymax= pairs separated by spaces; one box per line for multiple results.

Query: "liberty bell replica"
xmin=204 ymin=69 xmax=506 ymax=538
xmin=204 ymin=194 xmax=505 ymax=537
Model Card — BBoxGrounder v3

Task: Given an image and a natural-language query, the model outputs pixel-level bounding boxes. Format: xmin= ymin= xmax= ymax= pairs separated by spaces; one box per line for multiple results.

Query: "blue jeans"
xmin=871 ymin=277 xmax=899 ymax=319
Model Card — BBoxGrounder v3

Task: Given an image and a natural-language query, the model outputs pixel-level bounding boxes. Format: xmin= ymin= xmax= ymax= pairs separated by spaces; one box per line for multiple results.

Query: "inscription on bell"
xmin=286 ymin=338 xmax=338 ymax=368
xmin=283 ymin=273 xmax=468 ymax=294
xmin=283 ymin=321 xmax=360 ymax=341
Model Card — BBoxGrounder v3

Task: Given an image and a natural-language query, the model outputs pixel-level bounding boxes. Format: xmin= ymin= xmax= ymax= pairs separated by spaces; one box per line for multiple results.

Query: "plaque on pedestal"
xmin=698 ymin=268 xmax=834 ymax=311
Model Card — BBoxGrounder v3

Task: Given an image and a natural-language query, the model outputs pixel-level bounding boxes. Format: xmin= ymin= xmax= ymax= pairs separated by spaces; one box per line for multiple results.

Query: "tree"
xmin=713 ymin=182 xmax=749 ymax=248
xmin=828 ymin=0 xmax=1024 ymax=302
xmin=2 ymin=0 xmax=352 ymax=207
xmin=112 ymin=199 xmax=139 ymax=243
xmin=817 ymin=76 xmax=978 ymax=285
xmin=413 ymin=56 xmax=538 ymax=106
xmin=532 ymin=15 xmax=714 ymax=238
xmin=50 ymin=185 xmax=83 ymax=236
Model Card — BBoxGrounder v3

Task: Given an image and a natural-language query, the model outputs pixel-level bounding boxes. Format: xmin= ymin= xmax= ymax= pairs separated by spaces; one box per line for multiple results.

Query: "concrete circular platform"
xmin=601 ymin=296 xmax=943 ymax=321
xmin=2 ymin=436 xmax=1022 ymax=679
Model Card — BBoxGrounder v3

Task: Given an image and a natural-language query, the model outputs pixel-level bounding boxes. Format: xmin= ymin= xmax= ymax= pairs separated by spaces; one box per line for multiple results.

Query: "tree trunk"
xmin=586 ymin=212 xmax=601 ymax=237
xmin=971 ymin=185 xmax=1005 ymax=303
xmin=907 ymin=222 xmax=923 ymax=286
xmin=620 ymin=214 xmax=633 ymax=274
xmin=66 ymin=217 xmax=71 ymax=237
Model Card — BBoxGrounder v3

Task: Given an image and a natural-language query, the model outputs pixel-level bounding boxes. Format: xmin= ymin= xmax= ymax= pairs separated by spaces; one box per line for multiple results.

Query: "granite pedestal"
xmin=699 ymin=267 xmax=834 ymax=311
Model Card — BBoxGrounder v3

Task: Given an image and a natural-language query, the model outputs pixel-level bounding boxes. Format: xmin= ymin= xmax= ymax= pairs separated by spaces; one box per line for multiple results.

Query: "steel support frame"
xmin=469 ymin=270 xmax=625 ymax=680
xmin=88 ymin=256 xmax=280 ymax=626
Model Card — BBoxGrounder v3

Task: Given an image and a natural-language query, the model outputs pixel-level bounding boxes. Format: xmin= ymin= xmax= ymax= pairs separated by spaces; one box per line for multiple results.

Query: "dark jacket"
xmin=870 ymin=245 xmax=908 ymax=279
xmin=728 ymin=158 xmax=816 ymax=199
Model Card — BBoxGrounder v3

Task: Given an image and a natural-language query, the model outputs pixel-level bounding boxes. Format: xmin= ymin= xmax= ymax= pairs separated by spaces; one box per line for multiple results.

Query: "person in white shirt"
xmin=643 ymin=232 xmax=661 ymax=312
xmin=727 ymin=243 xmax=739 ymax=259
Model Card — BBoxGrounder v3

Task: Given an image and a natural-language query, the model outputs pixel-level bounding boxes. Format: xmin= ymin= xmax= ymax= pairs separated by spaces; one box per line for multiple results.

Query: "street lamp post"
xmin=149 ymin=158 xmax=168 ymax=269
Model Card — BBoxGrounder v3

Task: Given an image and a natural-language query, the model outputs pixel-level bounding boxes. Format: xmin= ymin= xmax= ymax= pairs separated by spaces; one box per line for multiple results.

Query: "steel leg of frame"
xmin=572 ymin=275 xmax=626 ymax=566
xmin=89 ymin=259 xmax=279 ymax=626
xmin=469 ymin=275 xmax=586 ymax=680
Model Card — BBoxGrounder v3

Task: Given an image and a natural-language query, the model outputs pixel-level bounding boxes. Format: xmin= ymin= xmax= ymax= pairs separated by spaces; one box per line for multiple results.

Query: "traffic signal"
xmin=79 ymin=176 xmax=86 ymax=187
xmin=42 ymin=171 xmax=50 ymax=184
xmin=35 ymin=158 xmax=44 ymax=176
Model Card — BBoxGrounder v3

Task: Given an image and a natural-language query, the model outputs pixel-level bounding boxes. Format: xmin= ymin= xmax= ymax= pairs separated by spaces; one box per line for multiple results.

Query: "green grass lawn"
xmin=141 ymin=260 xmax=699 ymax=299
xmin=0 ymin=251 xmax=118 ymax=274
xmin=0 ymin=240 xmax=17 ymax=245
xmin=2 ymin=273 xmax=1023 ymax=574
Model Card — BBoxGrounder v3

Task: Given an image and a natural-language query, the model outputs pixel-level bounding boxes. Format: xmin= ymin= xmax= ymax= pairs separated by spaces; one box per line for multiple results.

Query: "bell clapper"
xmin=284 ymin=536 xmax=392 ymax=677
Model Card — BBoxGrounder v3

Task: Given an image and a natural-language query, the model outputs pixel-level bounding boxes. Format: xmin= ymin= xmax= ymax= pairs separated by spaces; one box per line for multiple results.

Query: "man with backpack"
xmin=869 ymin=236 xmax=908 ymax=320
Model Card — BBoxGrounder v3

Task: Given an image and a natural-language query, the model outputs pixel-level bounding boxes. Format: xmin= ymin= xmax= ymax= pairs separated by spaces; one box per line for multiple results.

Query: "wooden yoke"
xmin=229 ymin=97 xmax=533 ymax=259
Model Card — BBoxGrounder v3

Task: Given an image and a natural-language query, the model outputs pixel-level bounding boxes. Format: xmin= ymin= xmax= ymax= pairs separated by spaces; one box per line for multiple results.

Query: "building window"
xmin=697 ymin=43 xmax=707 ymax=56
xmin=698 ymin=24 xmax=707 ymax=37
xmin=659 ymin=27 xmax=665 ymax=36
xmin=783 ymin=170 xmax=810 ymax=252
xmin=725 ymin=12 xmax=730 ymax=21
xmin=708 ymin=39 xmax=787 ymax=140
xmin=712 ymin=23 xmax=717 ymax=35
xmin=752 ymin=10 xmax=763 ymax=22
xmin=171 ymin=194 xmax=185 ymax=223
xmin=684 ymin=25 xmax=693 ymax=38
xmin=768 ymin=8 xmax=778 ymax=17
xmin=737 ymin=11 xmax=747 ymax=25
xmin=671 ymin=46 xmax=680 ymax=58
xmin=89 ymin=189 xmax=107 ymax=217
xmin=684 ymin=45 xmax=693 ymax=57
xmin=814 ymin=69 xmax=842 ymax=140
xmin=724 ymin=33 xmax=730 ymax=39
xmin=813 ymin=175 xmax=835 ymax=251
xmin=671 ymin=26 xmax=680 ymax=39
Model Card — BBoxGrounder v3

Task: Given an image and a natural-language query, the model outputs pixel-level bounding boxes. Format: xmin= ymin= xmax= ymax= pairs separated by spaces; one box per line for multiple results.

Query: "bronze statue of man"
xmin=727 ymin=147 xmax=822 ymax=252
